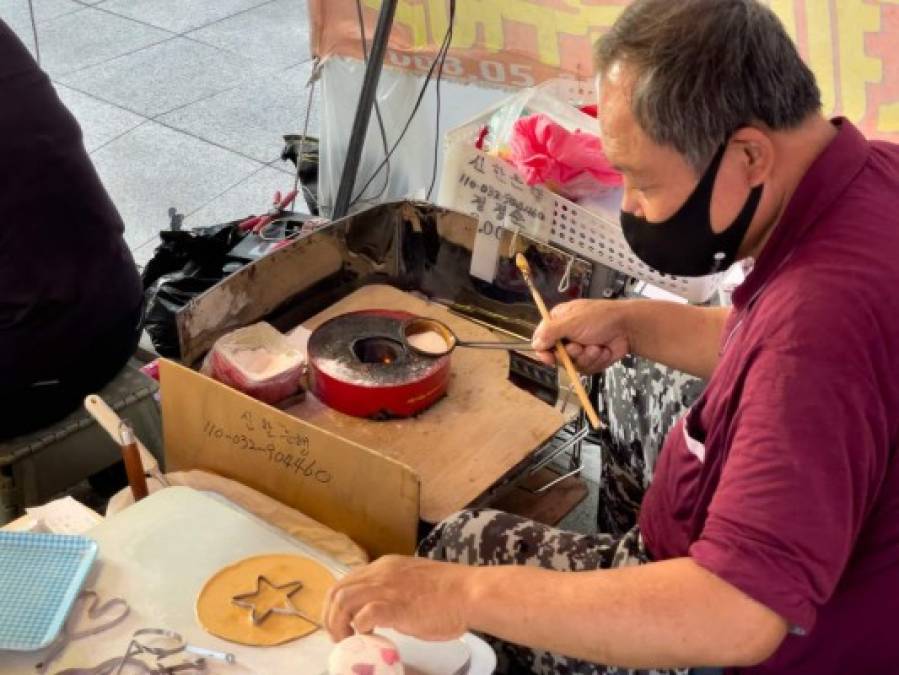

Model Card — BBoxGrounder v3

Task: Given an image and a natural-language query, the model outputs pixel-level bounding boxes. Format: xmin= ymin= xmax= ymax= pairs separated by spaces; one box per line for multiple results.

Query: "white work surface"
xmin=0 ymin=488 xmax=494 ymax=674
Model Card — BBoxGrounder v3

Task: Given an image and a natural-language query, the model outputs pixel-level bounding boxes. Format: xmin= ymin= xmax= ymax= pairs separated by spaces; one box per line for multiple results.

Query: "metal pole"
xmin=332 ymin=0 xmax=398 ymax=219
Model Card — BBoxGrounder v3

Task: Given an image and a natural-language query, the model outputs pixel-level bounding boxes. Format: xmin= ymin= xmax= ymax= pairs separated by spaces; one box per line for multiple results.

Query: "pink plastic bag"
xmin=507 ymin=113 xmax=621 ymax=200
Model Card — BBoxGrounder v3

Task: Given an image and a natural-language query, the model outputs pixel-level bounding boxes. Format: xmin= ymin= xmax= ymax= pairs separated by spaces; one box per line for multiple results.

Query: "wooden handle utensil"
xmin=515 ymin=253 xmax=603 ymax=429
xmin=84 ymin=394 xmax=150 ymax=501
xmin=119 ymin=422 xmax=149 ymax=502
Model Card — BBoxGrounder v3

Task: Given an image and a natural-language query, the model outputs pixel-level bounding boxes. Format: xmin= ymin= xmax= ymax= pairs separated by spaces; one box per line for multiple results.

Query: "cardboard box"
xmin=160 ymin=359 xmax=420 ymax=558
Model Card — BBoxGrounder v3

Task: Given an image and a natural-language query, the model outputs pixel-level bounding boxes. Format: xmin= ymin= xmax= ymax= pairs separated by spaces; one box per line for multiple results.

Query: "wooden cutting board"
xmin=287 ymin=285 xmax=565 ymax=523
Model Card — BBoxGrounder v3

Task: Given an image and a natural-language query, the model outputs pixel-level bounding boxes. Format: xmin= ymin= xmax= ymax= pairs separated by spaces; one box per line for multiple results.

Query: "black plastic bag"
xmin=141 ymin=220 xmax=247 ymax=357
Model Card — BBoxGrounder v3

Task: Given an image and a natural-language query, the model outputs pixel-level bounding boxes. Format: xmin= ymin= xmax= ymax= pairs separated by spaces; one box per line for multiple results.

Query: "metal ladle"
xmin=402 ymin=317 xmax=533 ymax=358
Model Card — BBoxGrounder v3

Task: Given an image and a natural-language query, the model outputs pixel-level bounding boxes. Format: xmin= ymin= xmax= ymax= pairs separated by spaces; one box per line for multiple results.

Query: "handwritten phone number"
xmin=202 ymin=421 xmax=332 ymax=484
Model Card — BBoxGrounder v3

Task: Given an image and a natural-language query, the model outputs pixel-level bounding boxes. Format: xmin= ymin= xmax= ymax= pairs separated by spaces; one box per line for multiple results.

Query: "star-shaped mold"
xmin=231 ymin=575 xmax=320 ymax=627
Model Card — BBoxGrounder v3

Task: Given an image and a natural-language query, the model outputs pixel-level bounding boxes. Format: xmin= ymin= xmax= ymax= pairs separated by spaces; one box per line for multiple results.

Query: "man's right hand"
xmin=531 ymin=299 xmax=631 ymax=375
xmin=532 ymin=298 xmax=729 ymax=381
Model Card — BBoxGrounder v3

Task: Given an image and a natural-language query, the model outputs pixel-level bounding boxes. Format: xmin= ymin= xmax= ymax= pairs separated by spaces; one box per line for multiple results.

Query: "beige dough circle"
xmin=196 ymin=553 xmax=337 ymax=646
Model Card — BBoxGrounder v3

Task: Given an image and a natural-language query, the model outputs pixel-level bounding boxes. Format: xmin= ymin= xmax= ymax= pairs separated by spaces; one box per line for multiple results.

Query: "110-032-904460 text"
xmin=200 ymin=412 xmax=332 ymax=484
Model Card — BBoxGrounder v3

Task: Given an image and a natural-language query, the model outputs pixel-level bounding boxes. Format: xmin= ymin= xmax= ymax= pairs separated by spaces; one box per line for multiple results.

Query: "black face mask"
xmin=619 ymin=143 xmax=763 ymax=277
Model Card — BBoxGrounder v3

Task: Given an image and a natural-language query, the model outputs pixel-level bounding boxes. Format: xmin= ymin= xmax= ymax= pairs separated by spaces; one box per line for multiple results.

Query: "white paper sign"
xmin=438 ymin=143 xmax=553 ymax=282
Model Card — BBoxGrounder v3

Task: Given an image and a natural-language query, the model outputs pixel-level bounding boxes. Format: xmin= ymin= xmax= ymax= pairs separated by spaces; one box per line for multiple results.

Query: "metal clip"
xmin=507 ymin=227 xmax=520 ymax=259
xmin=119 ymin=420 xmax=134 ymax=446
xmin=558 ymin=254 xmax=575 ymax=293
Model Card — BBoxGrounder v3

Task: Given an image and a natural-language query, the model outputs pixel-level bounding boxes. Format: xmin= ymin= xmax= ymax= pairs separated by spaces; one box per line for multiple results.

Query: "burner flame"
xmin=352 ymin=337 xmax=403 ymax=365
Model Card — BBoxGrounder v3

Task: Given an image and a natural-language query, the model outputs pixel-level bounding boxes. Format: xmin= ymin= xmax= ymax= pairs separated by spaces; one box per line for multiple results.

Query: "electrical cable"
xmin=349 ymin=17 xmax=451 ymax=206
xmin=28 ymin=0 xmax=41 ymax=65
xmin=291 ymin=70 xmax=319 ymax=212
xmin=348 ymin=0 xmax=456 ymax=209
xmin=427 ymin=0 xmax=455 ymax=200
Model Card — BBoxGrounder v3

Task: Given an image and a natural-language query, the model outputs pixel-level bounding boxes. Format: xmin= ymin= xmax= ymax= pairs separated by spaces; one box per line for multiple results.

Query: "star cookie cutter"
xmin=231 ymin=575 xmax=322 ymax=627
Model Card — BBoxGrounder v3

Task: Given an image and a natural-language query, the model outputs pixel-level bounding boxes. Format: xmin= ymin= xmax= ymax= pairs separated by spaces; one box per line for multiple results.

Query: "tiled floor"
xmin=1 ymin=0 xmax=318 ymax=266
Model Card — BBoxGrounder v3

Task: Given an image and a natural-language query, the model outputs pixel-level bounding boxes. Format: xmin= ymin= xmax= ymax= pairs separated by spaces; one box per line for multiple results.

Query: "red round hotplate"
xmin=306 ymin=309 xmax=450 ymax=419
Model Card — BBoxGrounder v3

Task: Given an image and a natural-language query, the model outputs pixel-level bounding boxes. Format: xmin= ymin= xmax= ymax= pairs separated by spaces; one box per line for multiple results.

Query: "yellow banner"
xmin=310 ymin=0 xmax=899 ymax=141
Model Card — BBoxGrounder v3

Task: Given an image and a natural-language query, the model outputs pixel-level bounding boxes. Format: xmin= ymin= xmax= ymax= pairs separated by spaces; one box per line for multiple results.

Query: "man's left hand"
xmin=323 ymin=555 xmax=472 ymax=642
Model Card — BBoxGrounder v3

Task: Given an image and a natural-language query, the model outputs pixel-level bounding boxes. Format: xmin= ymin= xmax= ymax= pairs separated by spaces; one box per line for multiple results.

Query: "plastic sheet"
xmin=318 ymin=57 xmax=434 ymax=216
xmin=317 ymin=56 xmax=508 ymax=217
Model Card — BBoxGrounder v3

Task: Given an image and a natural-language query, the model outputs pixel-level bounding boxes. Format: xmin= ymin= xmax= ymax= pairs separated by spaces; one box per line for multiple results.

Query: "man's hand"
xmin=323 ymin=555 xmax=472 ymax=642
xmin=532 ymin=299 xmax=630 ymax=374
xmin=325 ymin=555 xmax=786 ymax=668
xmin=533 ymin=298 xmax=730 ymax=380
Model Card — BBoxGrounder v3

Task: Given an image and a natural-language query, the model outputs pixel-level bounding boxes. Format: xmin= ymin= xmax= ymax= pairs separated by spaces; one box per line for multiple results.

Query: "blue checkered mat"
xmin=0 ymin=532 xmax=97 ymax=651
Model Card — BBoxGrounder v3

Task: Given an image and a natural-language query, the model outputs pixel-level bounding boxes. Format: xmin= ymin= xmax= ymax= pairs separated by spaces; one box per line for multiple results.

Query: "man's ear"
xmin=731 ymin=127 xmax=774 ymax=187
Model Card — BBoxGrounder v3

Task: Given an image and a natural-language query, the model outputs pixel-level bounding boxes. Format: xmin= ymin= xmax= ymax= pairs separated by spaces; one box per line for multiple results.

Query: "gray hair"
xmin=594 ymin=0 xmax=821 ymax=172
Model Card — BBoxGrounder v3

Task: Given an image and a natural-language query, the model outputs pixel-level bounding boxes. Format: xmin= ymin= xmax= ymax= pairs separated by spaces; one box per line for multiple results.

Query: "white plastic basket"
xmin=436 ymin=80 xmax=723 ymax=304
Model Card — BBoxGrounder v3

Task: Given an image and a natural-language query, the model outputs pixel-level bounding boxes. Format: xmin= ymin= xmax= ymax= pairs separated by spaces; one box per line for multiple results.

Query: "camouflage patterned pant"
xmin=418 ymin=509 xmax=689 ymax=675
xmin=596 ymin=358 xmax=705 ymax=536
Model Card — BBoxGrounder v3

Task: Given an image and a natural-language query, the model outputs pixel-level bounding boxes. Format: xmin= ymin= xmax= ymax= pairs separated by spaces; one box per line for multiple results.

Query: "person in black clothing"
xmin=0 ymin=20 xmax=143 ymax=440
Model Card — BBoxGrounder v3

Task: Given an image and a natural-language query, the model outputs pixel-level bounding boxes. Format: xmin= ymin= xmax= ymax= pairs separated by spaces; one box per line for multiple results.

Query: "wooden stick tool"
xmin=515 ymin=253 xmax=603 ymax=429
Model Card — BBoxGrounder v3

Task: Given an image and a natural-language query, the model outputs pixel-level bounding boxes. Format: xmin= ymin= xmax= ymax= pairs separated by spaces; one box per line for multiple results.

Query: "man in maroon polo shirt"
xmin=321 ymin=1 xmax=898 ymax=673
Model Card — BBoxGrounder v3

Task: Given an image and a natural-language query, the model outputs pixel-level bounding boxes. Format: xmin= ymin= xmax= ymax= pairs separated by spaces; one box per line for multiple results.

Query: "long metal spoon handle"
xmin=457 ymin=341 xmax=534 ymax=350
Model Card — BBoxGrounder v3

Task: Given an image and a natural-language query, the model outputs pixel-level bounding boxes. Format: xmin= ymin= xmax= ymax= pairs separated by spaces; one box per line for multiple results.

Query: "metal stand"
xmin=527 ymin=422 xmax=590 ymax=494
xmin=332 ymin=0 xmax=398 ymax=220
xmin=473 ymin=372 xmax=597 ymax=509
xmin=525 ymin=373 xmax=595 ymax=494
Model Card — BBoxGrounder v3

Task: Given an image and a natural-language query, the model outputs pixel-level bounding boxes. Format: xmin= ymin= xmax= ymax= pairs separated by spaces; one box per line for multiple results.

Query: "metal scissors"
xmin=238 ymin=189 xmax=299 ymax=234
